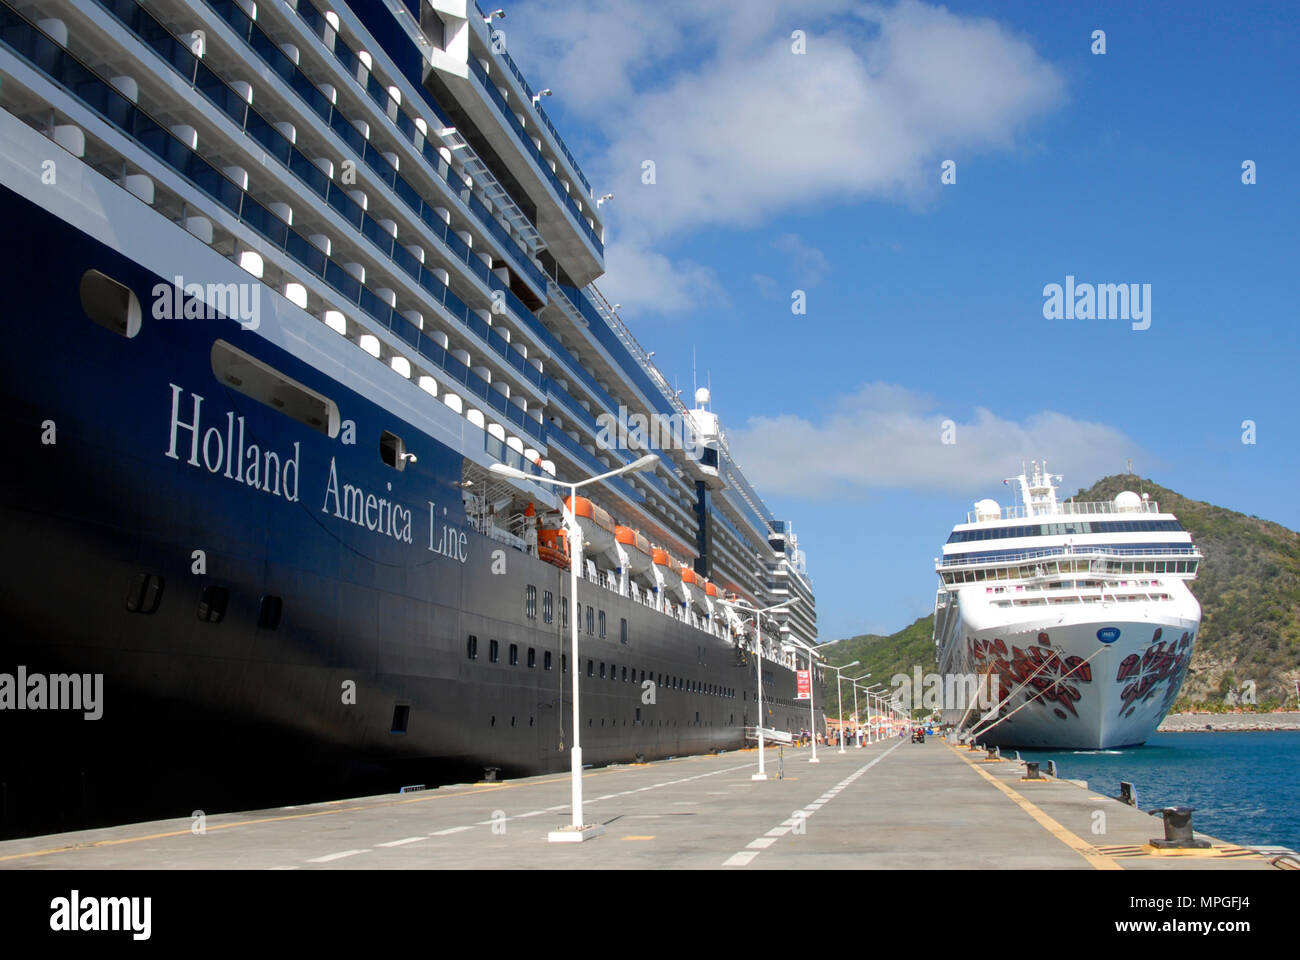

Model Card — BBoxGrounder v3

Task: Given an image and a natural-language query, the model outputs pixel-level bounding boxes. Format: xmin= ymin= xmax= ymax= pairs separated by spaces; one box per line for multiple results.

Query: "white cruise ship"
xmin=932 ymin=462 xmax=1202 ymax=749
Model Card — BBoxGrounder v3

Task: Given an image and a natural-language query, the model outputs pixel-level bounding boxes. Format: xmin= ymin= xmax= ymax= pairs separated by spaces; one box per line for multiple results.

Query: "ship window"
xmin=467 ymin=634 xmax=478 ymax=659
xmin=586 ymin=659 xmax=593 ymax=677
xmin=197 ymin=585 xmax=230 ymax=623
xmin=598 ymin=610 xmax=606 ymax=639
xmin=543 ymin=590 xmax=553 ymax=623
xmin=81 ymin=270 xmax=142 ymax=338
xmin=526 ymin=584 xmax=537 ymax=619
xmin=562 ymin=654 xmax=568 ymax=673
xmin=211 ymin=339 xmax=340 ymax=437
xmin=621 ymin=667 xmax=627 ymax=682
xmin=562 ymin=597 xmax=569 ymax=628
xmin=599 ymin=662 xmax=606 ymax=679
xmin=527 ymin=647 xmax=536 ymax=669
xmin=380 ymin=430 xmax=409 ymax=471
xmin=125 ymin=573 xmax=165 ymax=614
xmin=544 ymin=651 xmax=553 ymax=671
xmin=391 ymin=704 xmax=410 ymax=734
xmin=489 ymin=639 xmax=499 ymax=663
xmin=257 ymin=594 xmax=283 ymax=629
xmin=509 ymin=643 xmax=518 ymax=666
xmin=586 ymin=605 xmax=594 ymax=635
xmin=620 ymin=618 xmax=628 ymax=645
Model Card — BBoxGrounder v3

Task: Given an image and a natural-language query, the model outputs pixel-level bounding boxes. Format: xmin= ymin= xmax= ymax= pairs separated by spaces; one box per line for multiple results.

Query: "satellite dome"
xmin=694 ymin=387 xmax=710 ymax=406
xmin=1114 ymin=490 xmax=1143 ymax=513
xmin=974 ymin=498 xmax=1001 ymax=521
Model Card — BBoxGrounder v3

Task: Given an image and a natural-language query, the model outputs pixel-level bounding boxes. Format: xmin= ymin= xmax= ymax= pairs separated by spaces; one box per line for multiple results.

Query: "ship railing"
xmin=967 ymin=499 xmax=1160 ymax=524
xmin=470 ymin=0 xmax=593 ymax=197
xmin=939 ymin=544 xmax=1201 ymax=568
xmin=202 ymin=0 xmax=550 ymax=294
xmin=36 ymin=4 xmax=555 ymax=440
xmin=465 ymin=56 xmax=603 ymax=253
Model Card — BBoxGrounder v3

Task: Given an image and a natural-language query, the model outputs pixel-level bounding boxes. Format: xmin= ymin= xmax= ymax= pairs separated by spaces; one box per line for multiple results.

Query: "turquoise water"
xmin=1020 ymin=731 xmax=1300 ymax=851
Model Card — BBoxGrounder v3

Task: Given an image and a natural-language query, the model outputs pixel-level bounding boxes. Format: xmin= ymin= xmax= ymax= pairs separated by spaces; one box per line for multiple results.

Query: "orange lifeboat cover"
xmin=564 ymin=496 xmax=613 ymax=531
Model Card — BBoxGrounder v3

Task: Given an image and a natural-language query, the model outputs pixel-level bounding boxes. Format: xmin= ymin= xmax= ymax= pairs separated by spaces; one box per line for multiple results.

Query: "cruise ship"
xmin=932 ymin=463 xmax=1201 ymax=749
xmin=0 ymin=0 xmax=818 ymax=837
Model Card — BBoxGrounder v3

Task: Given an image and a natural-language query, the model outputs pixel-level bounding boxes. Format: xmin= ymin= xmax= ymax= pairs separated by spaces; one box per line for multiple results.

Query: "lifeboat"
xmin=652 ymin=547 xmax=682 ymax=597
xmin=537 ymin=526 xmax=570 ymax=570
xmin=611 ymin=525 xmax=653 ymax=575
xmin=680 ymin=564 xmax=710 ymax=611
xmin=694 ymin=577 xmax=717 ymax=613
xmin=563 ymin=495 xmax=614 ymax=553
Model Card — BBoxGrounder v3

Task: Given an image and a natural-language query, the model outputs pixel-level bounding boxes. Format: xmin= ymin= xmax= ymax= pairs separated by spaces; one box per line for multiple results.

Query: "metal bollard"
xmin=969 ymin=741 xmax=981 ymax=752
xmin=483 ymin=766 xmax=501 ymax=782
xmin=1117 ymin=781 xmax=1137 ymax=807
xmin=1147 ymin=806 xmax=1211 ymax=849
xmin=985 ymin=747 xmax=999 ymax=761
xmin=1023 ymin=761 xmax=1043 ymax=780
xmin=1045 ymin=760 xmax=1057 ymax=777
xmin=1014 ymin=751 xmax=1022 ymax=763
xmin=634 ymin=753 xmax=645 ymax=764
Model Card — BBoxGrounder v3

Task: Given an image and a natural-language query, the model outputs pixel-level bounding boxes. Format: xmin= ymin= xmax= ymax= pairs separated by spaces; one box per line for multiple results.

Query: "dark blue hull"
xmin=0 ymin=185 xmax=803 ymax=838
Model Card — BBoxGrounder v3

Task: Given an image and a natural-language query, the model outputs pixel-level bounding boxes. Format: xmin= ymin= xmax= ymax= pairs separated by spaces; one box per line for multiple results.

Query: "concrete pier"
xmin=0 ymin=738 xmax=1284 ymax=870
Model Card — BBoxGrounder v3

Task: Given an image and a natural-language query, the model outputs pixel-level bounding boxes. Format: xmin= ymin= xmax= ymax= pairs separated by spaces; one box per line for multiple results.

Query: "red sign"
xmin=796 ymin=669 xmax=811 ymax=700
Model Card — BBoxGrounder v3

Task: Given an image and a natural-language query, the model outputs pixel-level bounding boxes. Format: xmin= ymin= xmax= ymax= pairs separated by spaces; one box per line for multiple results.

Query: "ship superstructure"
xmin=0 ymin=0 xmax=816 ymax=836
xmin=932 ymin=463 xmax=1201 ymax=748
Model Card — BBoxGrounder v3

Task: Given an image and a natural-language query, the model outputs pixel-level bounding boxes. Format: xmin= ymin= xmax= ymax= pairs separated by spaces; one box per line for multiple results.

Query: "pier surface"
xmin=0 ymin=739 xmax=1283 ymax=870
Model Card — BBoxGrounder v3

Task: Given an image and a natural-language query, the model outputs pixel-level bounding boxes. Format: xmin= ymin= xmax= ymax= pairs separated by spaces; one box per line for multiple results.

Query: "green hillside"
xmin=1072 ymin=475 xmax=1300 ymax=709
xmin=817 ymin=614 xmax=936 ymax=720
xmin=818 ymin=474 xmax=1300 ymax=713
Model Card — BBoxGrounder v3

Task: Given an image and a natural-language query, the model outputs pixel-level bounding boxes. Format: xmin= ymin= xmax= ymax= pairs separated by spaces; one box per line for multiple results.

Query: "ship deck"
xmin=0 ymin=740 xmax=1284 ymax=871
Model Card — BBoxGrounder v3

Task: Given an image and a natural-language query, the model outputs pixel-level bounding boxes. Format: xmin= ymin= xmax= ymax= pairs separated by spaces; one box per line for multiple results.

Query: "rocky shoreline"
xmin=1158 ymin=711 xmax=1300 ymax=732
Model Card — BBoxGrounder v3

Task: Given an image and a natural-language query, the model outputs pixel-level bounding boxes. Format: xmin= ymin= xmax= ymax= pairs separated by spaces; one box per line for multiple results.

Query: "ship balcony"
xmin=421 ymin=19 xmax=603 ymax=285
xmin=938 ymin=544 xmax=1201 ymax=569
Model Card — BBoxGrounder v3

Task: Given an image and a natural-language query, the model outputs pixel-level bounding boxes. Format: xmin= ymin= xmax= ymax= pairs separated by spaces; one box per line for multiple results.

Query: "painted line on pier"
xmin=304 ymin=760 xmax=760 ymax=865
xmin=0 ymin=751 xmax=754 ymax=864
xmin=723 ymin=741 xmax=904 ymax=868
xmin=947 ymin=744 xmax=1121 ymax=871
xmin=306 ymin=849 xmax=369 ymax=863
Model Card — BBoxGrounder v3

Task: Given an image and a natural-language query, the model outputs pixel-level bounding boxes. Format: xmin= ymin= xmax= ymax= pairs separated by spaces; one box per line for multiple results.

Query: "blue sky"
xmin=503 ymin=0 xmax=1300 ymax=640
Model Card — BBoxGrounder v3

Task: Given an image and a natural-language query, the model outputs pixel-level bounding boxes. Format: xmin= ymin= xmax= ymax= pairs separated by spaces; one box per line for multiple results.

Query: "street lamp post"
xmin=863 ymin=683 xmax=884 ymax=743
xmin=804 ymin=646 xmax=820 ymax=763
xmin=848 ymin=673 xmax=870 ymax=747
xmin=824 ymin=661 xmax=859 ymax=753
xmin=490 ymin=452 xmax=659 ymax=842
xmin=721 ymin=596 xmax=801 ymax=780
xmin=785 ymin=635 xmax=824 ymax=763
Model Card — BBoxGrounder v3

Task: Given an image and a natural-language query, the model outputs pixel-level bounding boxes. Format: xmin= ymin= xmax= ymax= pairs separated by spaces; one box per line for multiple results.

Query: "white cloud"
xmin=600 ymin=239 xmax=725 ymax=314
xmin=506 ymin=0 xmax=1065 ymax=311
xmin=727 ymin=383 xmax=1146 ymax=499
xmin=772 ymin=234 xmax=830 ymax=286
